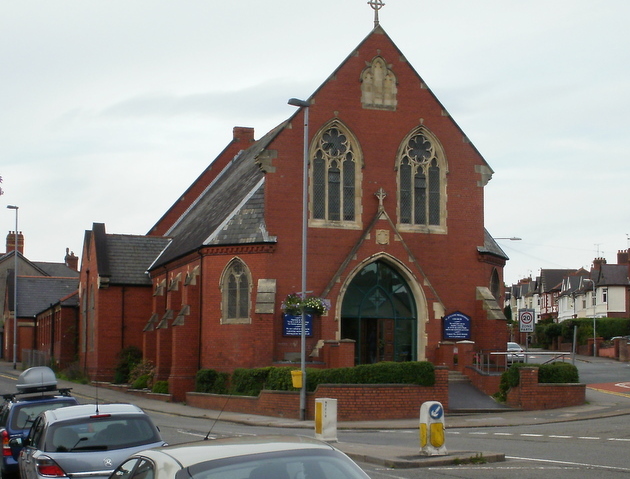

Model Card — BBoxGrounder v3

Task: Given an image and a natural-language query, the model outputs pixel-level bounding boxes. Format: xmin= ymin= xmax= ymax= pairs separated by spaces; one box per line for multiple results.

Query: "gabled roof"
xmin=539 ymin=269 xmax=576 ymax=293
xmin=17 ymin=276 xmax=79 ymax=318
xmin=87 ymin=223 xmax=170 ymax=285
xmin=150 ymin=124 xmax=283 ymax=269
xmin=0 ymin=250 xmax=49 ymax=276
xmin=306 ymin=24 xmax=493 ymax=171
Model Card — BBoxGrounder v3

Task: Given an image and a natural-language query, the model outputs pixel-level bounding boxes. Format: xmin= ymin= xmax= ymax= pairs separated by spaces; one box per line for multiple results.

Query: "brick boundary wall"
xmin=186 ymin=367 xmax=449 ymax=421
xmin=506 ymin=367 xmax=585 ymax=410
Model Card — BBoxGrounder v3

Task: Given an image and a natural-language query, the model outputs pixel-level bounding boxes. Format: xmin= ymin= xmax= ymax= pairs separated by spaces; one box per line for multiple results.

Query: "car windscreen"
xmin=182 ymin=449 xmax=370 ymax=479
xmin=44 ymin=414 xmax=161 ymax=452
xmin=11 ymin=401 xmax=76 ymax=430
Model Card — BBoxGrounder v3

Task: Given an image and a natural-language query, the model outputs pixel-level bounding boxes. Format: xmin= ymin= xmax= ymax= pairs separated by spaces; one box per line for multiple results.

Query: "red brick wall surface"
xmin=186 ymin=368 xmax=449 ymax=421
xmin=506 ymin=367 xmax=585 ymax=410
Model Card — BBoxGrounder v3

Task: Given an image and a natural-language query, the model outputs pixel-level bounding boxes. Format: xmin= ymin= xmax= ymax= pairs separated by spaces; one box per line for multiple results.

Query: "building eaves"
xmin=477 ymin=230 xmax=509 ymax=260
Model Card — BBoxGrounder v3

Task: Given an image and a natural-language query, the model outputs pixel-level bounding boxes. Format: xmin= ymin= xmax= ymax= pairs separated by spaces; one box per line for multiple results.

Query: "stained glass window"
xmin=312 ymin=124 xmax=358 ymax=224
xmin=398 ymin=130 xmax=443 ymax=228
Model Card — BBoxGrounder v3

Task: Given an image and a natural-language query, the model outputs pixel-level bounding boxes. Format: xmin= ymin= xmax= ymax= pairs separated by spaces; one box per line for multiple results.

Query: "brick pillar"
xmin=434 ymin=366 xmax=449 ymax=411
xmin=169 ymin=279 xmax=201 ymax=402
xmin=321 ymin=339 xmax=355 ymax=368
xmin=435 ymin=342 xmax=455 ymax=369
xmin=518 ymin=367 xmax=539 ymax=410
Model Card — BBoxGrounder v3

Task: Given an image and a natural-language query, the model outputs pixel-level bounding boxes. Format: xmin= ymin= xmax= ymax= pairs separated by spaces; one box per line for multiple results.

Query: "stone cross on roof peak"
xmin=367 ymin=0 xmax=385 ymax=27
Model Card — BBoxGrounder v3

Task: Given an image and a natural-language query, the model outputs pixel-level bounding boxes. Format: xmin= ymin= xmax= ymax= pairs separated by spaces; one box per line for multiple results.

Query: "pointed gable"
xmin=150 ymin=124 xmax=283 ymax=269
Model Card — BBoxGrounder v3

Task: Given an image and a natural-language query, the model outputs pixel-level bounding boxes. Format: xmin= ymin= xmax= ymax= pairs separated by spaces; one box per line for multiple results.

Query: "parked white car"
xmin=109 ymin=435 xmax=370 ymax=479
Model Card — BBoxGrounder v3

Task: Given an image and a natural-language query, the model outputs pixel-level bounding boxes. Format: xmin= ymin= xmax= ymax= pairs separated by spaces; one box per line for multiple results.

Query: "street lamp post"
xmin=7 ymin=205 xmax=18 ymax=369
xmin=288 ymin=97 xmax=310 ymax=421
xmin=584 ymin=278 xmax=597 ymax=357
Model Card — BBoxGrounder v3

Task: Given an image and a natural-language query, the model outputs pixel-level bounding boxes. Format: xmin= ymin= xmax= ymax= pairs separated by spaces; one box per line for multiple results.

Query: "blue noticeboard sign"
xmin=443 ymin=312 xmax=471 ymax=340
xmin=283 ymin=313 xmax=313 ymax=337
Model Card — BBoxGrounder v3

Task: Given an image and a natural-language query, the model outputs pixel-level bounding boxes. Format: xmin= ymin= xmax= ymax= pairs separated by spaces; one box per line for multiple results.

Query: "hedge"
xmin=495 ymin=361 xmax=579 ymax=402
xmin=195 ymin=362 xmax=435 ymax=397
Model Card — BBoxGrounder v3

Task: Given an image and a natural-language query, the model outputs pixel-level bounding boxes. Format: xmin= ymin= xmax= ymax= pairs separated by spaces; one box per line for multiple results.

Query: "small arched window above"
xmin=361 ymin=56 xmax=397 ymax=110
xmin=396 ymin=127 xmax=447 ymax=233
xmin=220 ymin=258 xmax=252 ymax=324
xmin=490 ymin=268 xmax=500 ymax=300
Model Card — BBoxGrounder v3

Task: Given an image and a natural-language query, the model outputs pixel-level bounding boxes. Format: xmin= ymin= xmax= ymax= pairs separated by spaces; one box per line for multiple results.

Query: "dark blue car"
xmin=0 ymin=367 xmax=77 ymax=478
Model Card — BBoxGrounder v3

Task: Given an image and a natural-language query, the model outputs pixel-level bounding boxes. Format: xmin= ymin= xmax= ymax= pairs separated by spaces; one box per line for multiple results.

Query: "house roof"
xmin=539 ymin=269 xmax=576 ymax=293
xmin=104 ymin=234 xmax=171 ymax=285
xmin=17 ymin=276 xmax=79 ymax=318
xmin=150 ymin=124 xmax=283 ymax=269
xmin=33 ymin=261 xmax=79 ymax=278
xmin=595 ymin=264 xmax=630 ymax=287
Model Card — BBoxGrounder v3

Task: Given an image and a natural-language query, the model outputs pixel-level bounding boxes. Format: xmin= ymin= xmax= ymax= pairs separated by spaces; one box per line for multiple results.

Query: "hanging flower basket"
xmin=281 ymin=293 xmax=329 ymax=316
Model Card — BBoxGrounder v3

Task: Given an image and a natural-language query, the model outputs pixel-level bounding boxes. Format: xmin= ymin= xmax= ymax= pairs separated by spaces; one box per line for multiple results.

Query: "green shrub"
xmin=152 ymin=381 xmax=169 ymax=394
xmin=231 ymin=367 xmax=274 ymax=396
xmin=538 ymin=362 xmax=579 ymax=383
xmin=195 ymin=369 xmax=229 ymax=394
xmin=214 ymin=361 xmax=435 ymax=396
xmin=113 ymin=346 xmax=142 ymax=384
xmin=131 ymin=374 xmax=150 ymax=389
xmin=266 ymin=367 xmax=296 ymax=391
xmin=128 ymin=360 xmax=155 ymax=389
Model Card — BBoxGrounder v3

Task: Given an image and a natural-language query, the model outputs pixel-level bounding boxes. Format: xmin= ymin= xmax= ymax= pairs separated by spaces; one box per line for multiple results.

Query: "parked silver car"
xmin=507 ymin=342 xmax=525 ymax=363
xmin=109 ymin=435 xmax=370 ymax=479
xmin=14 ymin=403 xmax=165 ymax=479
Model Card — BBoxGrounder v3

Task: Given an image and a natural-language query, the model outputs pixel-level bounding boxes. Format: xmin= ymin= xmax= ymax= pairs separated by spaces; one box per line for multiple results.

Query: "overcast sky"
xmin=1 ymin=0 xmax=628 ymax=286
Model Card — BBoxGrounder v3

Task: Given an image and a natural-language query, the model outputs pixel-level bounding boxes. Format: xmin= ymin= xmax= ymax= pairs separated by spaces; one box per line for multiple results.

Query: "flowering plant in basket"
xmin=281 ymin=293 xmax=329 ymax=316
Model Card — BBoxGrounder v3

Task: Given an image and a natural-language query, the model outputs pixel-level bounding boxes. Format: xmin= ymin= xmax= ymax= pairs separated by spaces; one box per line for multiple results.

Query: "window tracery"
xmin=311 ymin=121 xmax=361 ymax=227
xmin=397 ymin=128 xmax=446 ymax=231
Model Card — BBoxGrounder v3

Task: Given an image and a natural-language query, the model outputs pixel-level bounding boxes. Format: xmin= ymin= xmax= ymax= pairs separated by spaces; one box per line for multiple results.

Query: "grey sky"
xmin=2 ymin=0 xmax=628 ymax=285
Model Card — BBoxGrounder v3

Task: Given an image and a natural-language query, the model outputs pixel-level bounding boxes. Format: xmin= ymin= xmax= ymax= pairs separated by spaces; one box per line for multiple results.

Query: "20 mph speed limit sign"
xmin=519 ymin=309 xmax=535 ymax=332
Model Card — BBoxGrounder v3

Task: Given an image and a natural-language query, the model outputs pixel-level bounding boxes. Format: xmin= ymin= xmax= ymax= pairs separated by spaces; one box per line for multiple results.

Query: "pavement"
xmin=2 ymin=354 xmax=630 ymax=469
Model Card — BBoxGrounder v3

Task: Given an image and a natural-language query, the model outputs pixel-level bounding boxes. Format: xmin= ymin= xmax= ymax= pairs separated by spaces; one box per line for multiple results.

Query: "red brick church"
xmin=78 ymin=21 xmax=508 ymax=399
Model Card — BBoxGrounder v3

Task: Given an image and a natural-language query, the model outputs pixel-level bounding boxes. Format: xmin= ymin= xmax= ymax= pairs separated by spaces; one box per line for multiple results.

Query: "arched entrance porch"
xmin=339 ymin=256 xmax=427 ymax=364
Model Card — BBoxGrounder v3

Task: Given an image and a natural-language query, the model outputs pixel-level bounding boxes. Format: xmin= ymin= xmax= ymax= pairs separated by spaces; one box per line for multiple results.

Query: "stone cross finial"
xmin=375 ymin=187 xmax=387 ymax=209
xmin=367 ymin=0 xmax=385 ymax=27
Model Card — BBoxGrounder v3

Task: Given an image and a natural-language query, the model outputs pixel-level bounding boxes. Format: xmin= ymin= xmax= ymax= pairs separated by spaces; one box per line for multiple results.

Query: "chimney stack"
xmin=617 ymin=250 xmax=628 ymax=265
xmin=65 ymin=248 xmax=79 ymax=271
xmin=592 ymin=257 xmax=607 ymax=271
xmin=6 ymin=231 xmax=24 ymax=255
xmin=232 ymin=126 xmax=255 ymax=143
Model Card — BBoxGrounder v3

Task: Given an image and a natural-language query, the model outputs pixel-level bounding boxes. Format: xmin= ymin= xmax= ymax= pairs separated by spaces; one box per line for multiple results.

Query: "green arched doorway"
xmin=340 ymin=260 xmax=417 ymax=364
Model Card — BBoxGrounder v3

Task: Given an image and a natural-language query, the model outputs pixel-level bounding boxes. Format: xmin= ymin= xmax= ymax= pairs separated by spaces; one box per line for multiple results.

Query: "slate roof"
xmin=151 ymin=124 xmax=283 ymax=269
xmin=594 ymin=264 xmax=630 ymax=287
xmin=539 ymin=269 xmax=576 ymax=293
xmin=33 ymin=262 xmax=79 ymax=278
xmin=477 ymin=230 xmax=509 ymax=260
xmin=17 ymin=276 xmax=79 ymax=318
xmin=104 ymin=234 xmax=171 ymax=285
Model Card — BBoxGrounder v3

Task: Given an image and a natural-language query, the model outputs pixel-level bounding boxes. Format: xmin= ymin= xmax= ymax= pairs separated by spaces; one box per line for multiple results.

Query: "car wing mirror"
xmin=8 ymin=437 xmax=24 ymax=448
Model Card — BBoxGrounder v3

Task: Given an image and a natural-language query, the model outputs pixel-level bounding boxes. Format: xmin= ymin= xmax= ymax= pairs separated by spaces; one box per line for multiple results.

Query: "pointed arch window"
xmin=311 ymin=121 xmax=362 ymax=228
xmin=221 ymin=258 xmax=252 ymax=324
xmin=397 ymin=128 xmax=446 ymax=232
